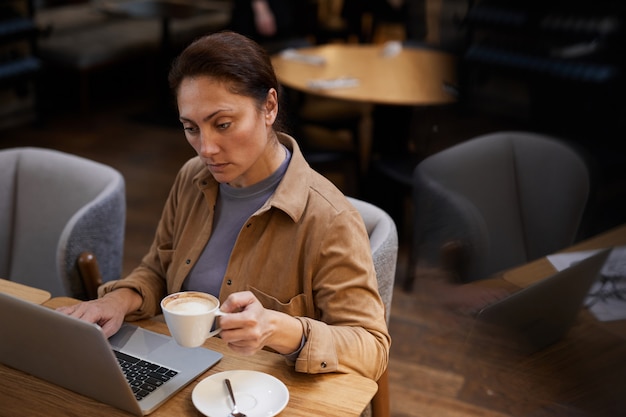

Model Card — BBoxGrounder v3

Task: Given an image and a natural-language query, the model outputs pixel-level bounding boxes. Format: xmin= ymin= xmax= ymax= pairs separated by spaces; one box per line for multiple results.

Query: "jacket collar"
xmin=191 ymin=133 xmax=311 ymax=223
xmin=268 ymin=133 xmax=310 ymax=223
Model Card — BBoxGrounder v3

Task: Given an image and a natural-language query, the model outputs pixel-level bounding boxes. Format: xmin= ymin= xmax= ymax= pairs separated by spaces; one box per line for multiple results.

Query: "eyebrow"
xmin=179 ymin=108 xmax=232 ymax=124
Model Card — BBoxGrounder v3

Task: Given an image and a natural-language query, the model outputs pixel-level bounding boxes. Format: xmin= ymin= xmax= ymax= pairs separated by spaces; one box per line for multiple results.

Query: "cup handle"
xmin=207 ymin=310 xmax=227 ymax=338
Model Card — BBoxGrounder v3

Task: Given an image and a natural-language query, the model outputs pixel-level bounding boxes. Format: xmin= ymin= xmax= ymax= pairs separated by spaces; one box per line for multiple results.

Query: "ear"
xmin=264 ymin=88 xmax=278 ymax=126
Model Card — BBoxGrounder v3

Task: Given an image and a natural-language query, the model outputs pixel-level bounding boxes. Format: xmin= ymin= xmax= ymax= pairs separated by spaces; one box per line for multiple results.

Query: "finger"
xmin=64 ymin=302 xmax=106 ymax=324
xmin=56 ymin=305 xmax=77 ymax=315
xmin=100 ymin=320 xmax=120 ymax=338
xmin=221 ymin=291 xmax=255 ymax=313
xmin=61 ymin=303 xmax=90 ymax=318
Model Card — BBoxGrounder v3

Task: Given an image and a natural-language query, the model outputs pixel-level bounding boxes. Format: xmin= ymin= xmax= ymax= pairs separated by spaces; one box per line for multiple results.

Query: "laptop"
xmin=0 ymin=293 xmax=222 ymax=415
xmin=473 ymin=248 xmax=611 ymax=353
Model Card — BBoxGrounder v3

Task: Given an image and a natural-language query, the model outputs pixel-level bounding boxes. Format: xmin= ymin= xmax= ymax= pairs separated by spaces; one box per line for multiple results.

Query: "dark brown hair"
xmin=169 ymin=31 xmax=287 ymax=132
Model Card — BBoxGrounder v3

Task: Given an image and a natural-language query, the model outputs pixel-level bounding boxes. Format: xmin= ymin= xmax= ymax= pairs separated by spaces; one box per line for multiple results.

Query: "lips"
xmin=207 ymin=162 xmax=229 ymax=174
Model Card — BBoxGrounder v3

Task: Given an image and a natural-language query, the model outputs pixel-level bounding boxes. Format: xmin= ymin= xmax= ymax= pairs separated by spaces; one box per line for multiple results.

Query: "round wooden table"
xmin=271 ymin=43 xmax=457 ymax=106
xmin=271 ymin=43 xmax=458 ymax=179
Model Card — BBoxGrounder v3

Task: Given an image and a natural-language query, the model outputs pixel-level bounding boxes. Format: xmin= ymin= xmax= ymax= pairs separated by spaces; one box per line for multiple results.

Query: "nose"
xmin=198 ymin=130 xmax=220 ymax=157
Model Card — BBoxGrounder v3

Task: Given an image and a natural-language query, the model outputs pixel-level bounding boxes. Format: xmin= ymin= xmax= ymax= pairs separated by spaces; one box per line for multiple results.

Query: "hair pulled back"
xmin=169 ymin=31 xmax=286 ymax=131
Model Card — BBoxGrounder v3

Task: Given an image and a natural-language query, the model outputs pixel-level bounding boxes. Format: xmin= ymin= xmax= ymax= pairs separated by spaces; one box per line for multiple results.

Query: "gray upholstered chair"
xmin=347 ymin=197 xmax=398 ymax=417
xmin=0 ymin=147 xmax=126 ymax=300
xmin=405 ymin=131 xmax=590 ymax=290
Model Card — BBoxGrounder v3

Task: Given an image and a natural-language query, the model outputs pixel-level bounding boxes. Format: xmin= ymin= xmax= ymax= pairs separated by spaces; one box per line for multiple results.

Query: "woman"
xmin=59 ymin=31 xmax=390 ymax=381
xmin=228 ymin=0 xmax=302 ymax=43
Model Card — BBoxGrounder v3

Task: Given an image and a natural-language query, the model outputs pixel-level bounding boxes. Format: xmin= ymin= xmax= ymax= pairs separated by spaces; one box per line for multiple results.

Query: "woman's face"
xmin=177 ymin=76 xmax=279 ymax=188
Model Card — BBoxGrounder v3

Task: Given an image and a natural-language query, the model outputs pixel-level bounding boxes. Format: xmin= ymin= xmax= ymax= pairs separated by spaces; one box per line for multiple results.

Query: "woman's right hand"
xmin=56 ymin=288 xmax=142 ymax=338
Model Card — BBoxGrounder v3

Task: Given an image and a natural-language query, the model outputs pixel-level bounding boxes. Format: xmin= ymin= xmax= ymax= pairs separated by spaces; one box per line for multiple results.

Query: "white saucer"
xmin=192 ymin=370 xmax=289 ymax=417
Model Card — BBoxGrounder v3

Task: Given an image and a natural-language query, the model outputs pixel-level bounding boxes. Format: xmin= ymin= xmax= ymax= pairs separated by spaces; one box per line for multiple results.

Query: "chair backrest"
xmin=412 ymin=131 xmax=590 ymax=282
xmin=347 ymin=197 xmax=397 ymax=417
xmin=0 ymin=147 xmax=126 ymax=299
xmin=346 ymin=197 xmax=398 ymax=324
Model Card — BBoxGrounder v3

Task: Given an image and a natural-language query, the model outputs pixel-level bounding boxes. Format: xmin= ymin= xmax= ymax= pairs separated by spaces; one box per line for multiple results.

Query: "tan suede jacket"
xmin=100 ymin=134 xmax=390 ymax=381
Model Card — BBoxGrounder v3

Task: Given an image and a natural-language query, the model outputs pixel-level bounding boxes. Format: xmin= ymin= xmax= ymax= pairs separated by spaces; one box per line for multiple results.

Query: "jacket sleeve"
xmin=293 ymin=209 xmax=391 ymax=381
xmin=97 ymin=165 xmax=188 ymax=320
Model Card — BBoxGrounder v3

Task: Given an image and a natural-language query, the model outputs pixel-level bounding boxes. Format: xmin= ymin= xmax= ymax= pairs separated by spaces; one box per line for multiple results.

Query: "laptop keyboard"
xmin=114 ymin=350 xmax=178 ymax=401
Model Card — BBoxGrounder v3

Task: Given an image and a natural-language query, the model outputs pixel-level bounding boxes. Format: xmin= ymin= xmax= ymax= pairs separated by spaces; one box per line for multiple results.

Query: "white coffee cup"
xmin=161 ymin=291 xmax=227 ymax=348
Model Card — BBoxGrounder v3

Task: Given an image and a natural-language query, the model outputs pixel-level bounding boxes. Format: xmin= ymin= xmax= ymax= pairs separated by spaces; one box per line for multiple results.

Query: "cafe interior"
xmin=1 ymin=0 xmax=626 ymax=416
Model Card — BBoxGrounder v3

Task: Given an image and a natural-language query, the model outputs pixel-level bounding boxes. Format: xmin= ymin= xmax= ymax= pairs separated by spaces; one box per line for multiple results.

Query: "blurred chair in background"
xmin=405 ymin=131 xmax=590 ymax=291
xmin=347 ymin=196 xmax=398 ymax=417
xmin=0 ymin=147 xmax=126 ymax=300
xmin=285 ymin=88 xmax=368 ymax=195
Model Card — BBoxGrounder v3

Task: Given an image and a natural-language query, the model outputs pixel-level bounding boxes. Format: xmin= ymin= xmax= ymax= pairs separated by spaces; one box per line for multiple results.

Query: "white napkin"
xmin=307 ymin=77 xmax=360 ymax=90
xmin=381 ymin=41 xmax=402 ymax=58
xmin=280 ymin=49 xmax=326 ymax=66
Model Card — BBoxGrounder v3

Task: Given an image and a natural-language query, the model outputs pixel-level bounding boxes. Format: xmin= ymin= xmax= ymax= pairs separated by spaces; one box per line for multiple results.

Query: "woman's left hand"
xmin=219 ymin=291 xmax=303 ymax=356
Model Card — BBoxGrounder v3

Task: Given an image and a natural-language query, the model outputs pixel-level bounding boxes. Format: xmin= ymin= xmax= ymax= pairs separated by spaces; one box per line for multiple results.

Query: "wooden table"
xmin=0 ymin=296 xmax=377 ymax=417
xmin=504 ymin=223 xmax=626 ymax=288
xmin=0 ymin=278 xmax=51 ymax=304
xmin=271 ymin=43 xmax=458 ymax=171
xmin=271 ymin=43 xmax=457 ymax=106
xmin=481 ymin=225 xmax=626 ymax=416
xmin=393 ymin=224 xmax=626 ymax=417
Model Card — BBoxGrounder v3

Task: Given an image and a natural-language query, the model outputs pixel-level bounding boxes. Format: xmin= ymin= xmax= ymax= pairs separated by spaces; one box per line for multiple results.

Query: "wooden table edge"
xmin=0 ymin=278 xmax=51 ymax=304
xmin=503 ymin=224 xmax=626 ymax=288
xmin=41 ymin=296 xmax=379 ymax=417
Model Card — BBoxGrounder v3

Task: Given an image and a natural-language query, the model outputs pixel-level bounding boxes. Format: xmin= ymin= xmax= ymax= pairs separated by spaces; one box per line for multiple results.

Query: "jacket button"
xmin=227 ymin=279 xmax=232 ymax=285
xmin=320 ymin=361 xmax=327 ymax=368
xmin=185 ymin=259 xmax=191 ymax=264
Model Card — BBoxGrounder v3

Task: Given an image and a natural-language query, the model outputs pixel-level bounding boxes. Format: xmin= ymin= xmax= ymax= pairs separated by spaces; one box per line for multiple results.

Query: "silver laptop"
xmin=0 ymin=293 xmax=222 ymax=415
xmin=475 ymin=248 xmax=611 ymax=353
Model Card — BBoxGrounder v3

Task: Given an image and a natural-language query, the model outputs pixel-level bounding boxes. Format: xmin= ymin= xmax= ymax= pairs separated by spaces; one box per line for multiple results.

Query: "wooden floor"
xmin=3 ymin=67 xmax=626 ymax=416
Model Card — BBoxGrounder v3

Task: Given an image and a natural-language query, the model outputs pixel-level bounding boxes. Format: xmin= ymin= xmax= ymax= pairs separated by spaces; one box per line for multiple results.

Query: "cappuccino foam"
xmin=165 ymin=297 xmax=216 ymax=314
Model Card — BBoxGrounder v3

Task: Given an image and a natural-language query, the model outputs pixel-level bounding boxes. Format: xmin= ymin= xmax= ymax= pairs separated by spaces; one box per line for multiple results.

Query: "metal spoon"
xmin=224 ymin=378 xmax=246 ymax=417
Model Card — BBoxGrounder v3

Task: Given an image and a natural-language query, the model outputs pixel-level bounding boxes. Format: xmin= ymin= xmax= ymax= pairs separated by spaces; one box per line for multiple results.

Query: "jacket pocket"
xmin=156 ymin=246 xmax=175 ymax=273
xmin=249 ymin=287 xmax=309 ymax=316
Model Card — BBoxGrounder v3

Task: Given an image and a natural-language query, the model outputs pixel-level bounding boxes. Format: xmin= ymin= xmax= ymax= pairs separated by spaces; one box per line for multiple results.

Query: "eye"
xmin=217 ymin=121 xmax=231 ymax=130
xmin=182 ymin=125 xmax=199 ymax=134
